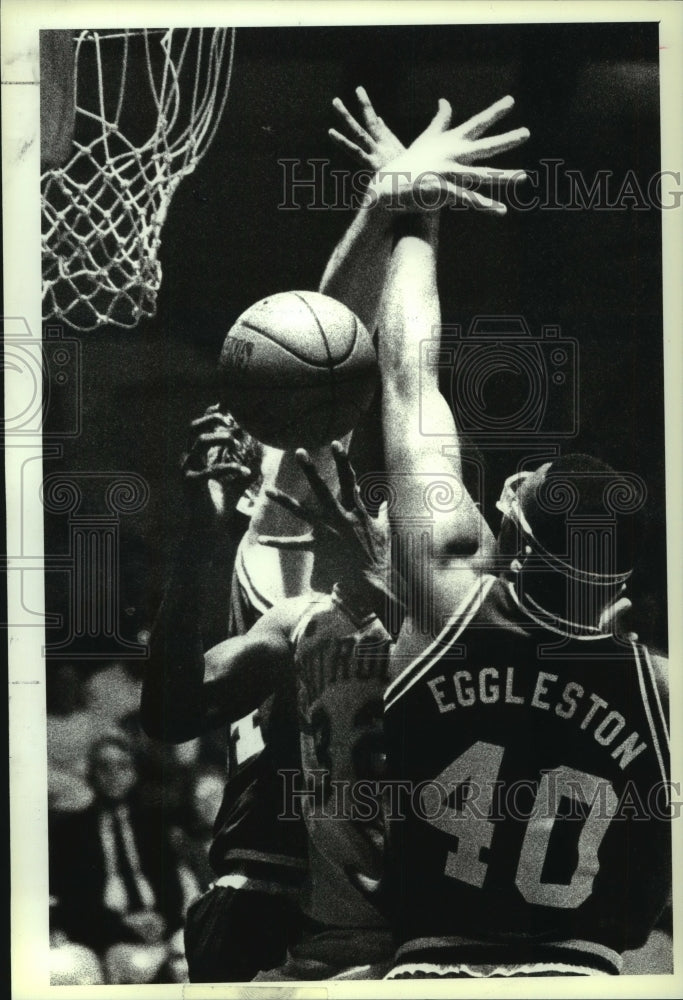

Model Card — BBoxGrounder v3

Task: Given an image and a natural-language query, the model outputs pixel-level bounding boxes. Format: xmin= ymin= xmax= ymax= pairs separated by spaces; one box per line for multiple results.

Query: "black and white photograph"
xmin=4 ymin=1 xmax=682 ymax=995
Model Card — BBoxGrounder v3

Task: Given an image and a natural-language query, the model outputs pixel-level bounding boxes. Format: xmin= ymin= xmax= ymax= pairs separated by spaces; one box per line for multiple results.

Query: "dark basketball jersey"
xmin=290 ymin=589 xmax=392 ymax=928
xmin=383 ymin=575 xmax=670 ymax=975
xmin=208 ymin=538 xmax=308 ymax=892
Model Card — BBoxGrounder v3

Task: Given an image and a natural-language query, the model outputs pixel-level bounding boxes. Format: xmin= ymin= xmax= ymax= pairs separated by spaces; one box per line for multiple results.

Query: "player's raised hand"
xmin=181 ymin=404 xmax=259 ymax=520
xmin=329 ymin=86 xmax=406 ymax=170
xmin=369 ymin=94 xmax=530 ymax=215
xmin=258 ymin=441 xmax=400 ymax=617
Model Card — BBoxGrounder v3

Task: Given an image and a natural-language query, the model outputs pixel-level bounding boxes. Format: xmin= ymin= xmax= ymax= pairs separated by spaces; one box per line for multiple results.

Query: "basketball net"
xmin=41 ymin=28 xmax=235 ymax=331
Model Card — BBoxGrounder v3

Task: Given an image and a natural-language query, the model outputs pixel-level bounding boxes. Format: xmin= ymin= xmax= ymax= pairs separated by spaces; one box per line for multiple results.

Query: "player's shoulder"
xmin=386 ymin=571 xmax=498 ymax=699
xmin=257 ymin=594 xmax=314 ymax=636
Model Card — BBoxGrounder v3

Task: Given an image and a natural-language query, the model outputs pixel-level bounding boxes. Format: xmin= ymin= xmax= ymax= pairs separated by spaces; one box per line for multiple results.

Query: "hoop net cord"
xmin=41 ymin=28 xmax=235 ymax=331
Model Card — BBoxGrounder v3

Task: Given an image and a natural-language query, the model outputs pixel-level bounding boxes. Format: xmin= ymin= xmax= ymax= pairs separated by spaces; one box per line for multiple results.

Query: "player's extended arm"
xmin=378 ymin=215 xmax=494 ymax=640
xmin=378 ymin=97 xmax=529 ymax=638
xmin=200 ymin=608 xmax=294 ymax=730
xmin=141 ymin=410 xmax=262 ymax=742
xmin=143 ymin=600 xmax=293 ymax=743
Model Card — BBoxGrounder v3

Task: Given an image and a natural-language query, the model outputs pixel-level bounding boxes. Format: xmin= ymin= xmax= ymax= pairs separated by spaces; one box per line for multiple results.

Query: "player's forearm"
xmin=379 ymin=213 xmax=470 ymax=601
xmin=379 ymin=213 xmax=447 ymax=482
xmin=141 ymin=526 xmax=216 ymax=742
xmin=379 ymin=213 xmax=440 ymax=397
xmin=202 ymin=626 xmax=289 ymax=726
xmin=319 ymin=201 xmax=393 ymax=334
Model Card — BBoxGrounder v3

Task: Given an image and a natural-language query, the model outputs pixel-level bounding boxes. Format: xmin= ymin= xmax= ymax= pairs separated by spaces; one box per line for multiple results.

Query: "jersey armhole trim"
xmin=633 ymin=640 xmax=669 ymax=786
xmin=642 ymin=645 xmax=670 ymax=749
xmin=289 ymin=597 xmax=322 ymax=649
xmin=235 ymin=537 xmax=274 ymax=616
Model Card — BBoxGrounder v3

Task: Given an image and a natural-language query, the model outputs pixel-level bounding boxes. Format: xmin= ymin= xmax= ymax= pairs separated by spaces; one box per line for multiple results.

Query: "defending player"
xmin=144 ymin=410 xmax=381 ymax=981
xmin=373 ymin=144 xmax=671 ymax=977
xmin=141 ymin=410 xmax=307 ymax=982
xmin=147 ymin=438 xmax=396 ymax=979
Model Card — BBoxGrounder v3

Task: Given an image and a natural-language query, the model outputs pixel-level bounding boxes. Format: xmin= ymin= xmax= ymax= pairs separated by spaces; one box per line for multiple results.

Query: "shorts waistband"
xmin=386 ymin=960 xmax=607 ymax=979
xmin=212 ymin=874 xmax=300 ymax=897
xmin=393 ymin=936 xmax=622 ymax=976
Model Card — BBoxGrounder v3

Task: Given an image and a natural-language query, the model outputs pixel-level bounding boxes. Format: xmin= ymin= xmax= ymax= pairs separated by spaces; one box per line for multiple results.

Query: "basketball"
xmin=218 ymin=290 xmax=377 ymax=449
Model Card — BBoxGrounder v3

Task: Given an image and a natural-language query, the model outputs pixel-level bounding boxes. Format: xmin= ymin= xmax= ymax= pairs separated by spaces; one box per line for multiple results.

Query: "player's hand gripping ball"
xmin=218 ymin=290 xmax=377 ymax=450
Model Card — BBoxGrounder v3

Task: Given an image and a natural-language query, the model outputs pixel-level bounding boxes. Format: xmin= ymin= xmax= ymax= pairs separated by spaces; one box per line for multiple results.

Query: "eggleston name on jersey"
xmin=426 ymin=667 xmax=646 ymax=771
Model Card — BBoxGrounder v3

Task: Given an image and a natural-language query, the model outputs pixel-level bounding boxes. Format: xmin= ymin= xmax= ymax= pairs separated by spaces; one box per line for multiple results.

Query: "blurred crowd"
xmin=46 ymin=652 xmax=674 ymax=985
xmin=46 ymin=651 xmax=674 ymax=984
xmin=47 ymin=659 xmax=225 ymax=986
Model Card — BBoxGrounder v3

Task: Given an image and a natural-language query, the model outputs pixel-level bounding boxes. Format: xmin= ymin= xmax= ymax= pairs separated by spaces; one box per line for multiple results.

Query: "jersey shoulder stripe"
xmin=384 ymin=575 xmax=496 ymax=712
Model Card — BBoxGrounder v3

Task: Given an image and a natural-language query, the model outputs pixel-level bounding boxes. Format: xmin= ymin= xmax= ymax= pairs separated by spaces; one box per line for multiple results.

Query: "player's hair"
xmin=498 ymin=454 xmax=639 ymax=628
xmin=220 ymin=410 xmax=264 ymax=495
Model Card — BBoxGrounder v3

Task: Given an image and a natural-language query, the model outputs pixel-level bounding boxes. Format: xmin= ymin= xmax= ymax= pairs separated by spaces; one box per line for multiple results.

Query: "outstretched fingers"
xmin=330 ymin=86 xmax=404 ymax=171
xmin=294 ymin=448 xmax=348 ymax=527
xmin=331 ymin=441 xmax=358 ymax=511
xmin=421 ymin=97 xmax=453 ymax=138
xmin=328 ymin=128 xmax=367 ymax=161
xmin=355 ymin=86 xmax=384 ymax=136
xmin=332 ymin=96 xmax=373 ymax=149
xmin=467 ymin=126 xmax=531 ymax=161
xmin=458 ymin=94 xmax=515 ymax=140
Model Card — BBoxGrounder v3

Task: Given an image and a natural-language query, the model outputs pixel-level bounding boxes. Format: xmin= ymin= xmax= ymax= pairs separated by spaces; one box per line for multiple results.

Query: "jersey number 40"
xmin=424 ymin=740 xmax=618 ymax=909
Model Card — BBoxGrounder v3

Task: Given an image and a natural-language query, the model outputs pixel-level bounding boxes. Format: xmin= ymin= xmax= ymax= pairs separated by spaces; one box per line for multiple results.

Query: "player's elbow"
xmin=139 ymin=684 xmax=204 ymax=745
xmin=381 ymin=357 xmax=421 ymax=400
xmin=138 ymin=710 xmax=166 ymax=743
xmin=140 ymin=707 xmax=202 ymax=745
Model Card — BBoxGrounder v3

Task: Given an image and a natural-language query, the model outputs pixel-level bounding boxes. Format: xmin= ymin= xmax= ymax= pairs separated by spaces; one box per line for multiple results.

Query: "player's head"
xmin=87 ymin=735 xmax=138 ymax=803
xmin=495 ymin=454 xmax=638 ymax=631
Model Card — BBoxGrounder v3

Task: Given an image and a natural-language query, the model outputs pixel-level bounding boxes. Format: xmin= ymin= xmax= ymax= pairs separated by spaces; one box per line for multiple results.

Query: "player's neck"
xmin=504 ymin=576 xmax=607 ymax=638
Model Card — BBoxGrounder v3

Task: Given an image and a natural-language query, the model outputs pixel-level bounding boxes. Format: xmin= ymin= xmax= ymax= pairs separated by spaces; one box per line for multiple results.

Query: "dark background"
xmin=42 ymin=21 xmax=667 ymax=657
